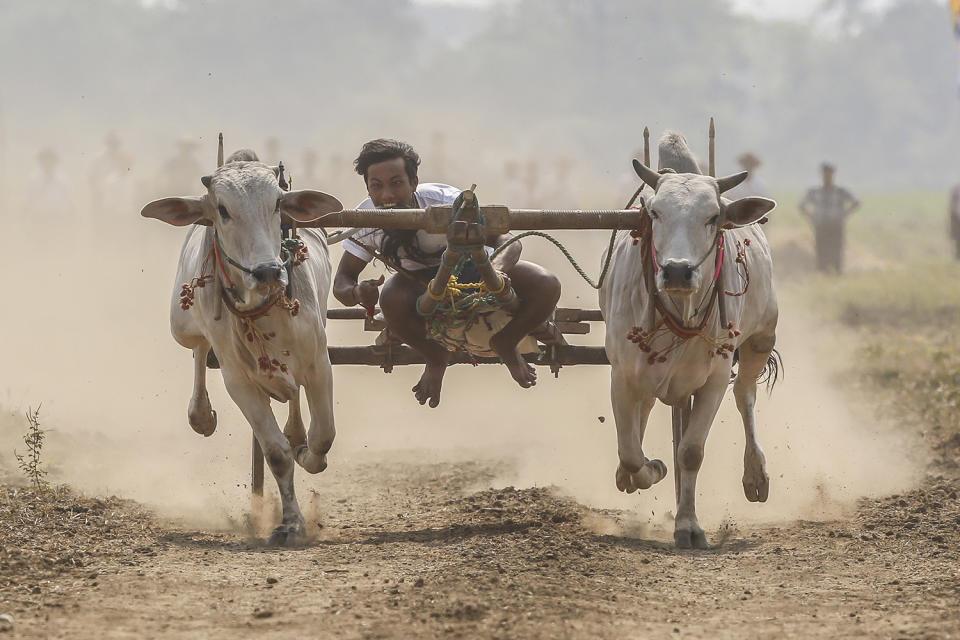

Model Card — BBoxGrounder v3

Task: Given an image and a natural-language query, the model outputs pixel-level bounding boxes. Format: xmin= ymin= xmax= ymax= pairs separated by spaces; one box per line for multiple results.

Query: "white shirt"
xmin=343 ymin=183 xmax=461 ymax=271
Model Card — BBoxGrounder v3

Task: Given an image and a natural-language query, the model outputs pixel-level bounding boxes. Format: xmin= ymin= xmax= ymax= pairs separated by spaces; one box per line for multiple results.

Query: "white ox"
xmin=600 ymin=133 xmax=779 ymax=549
xmin=142 ymin=151 xmax=342 ymax=545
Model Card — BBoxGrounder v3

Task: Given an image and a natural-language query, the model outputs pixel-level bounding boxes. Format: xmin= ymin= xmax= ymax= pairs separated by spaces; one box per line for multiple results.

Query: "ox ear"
xmin=717 ymin=171 xmax=748 ymax=194
xmin=280 ymin=189 xmax=343 ymax=222
xmin=632 ymin=159 xmax=662 ymax=190
xmin=724 ymin=197 xmax=776 ymax=227
xmin=141 ymin=196 xmax=209 ymax=226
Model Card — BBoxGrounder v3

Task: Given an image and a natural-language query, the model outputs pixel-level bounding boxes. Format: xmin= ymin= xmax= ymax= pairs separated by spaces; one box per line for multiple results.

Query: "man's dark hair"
xmin=354 ymin=138 xmax=420 ymax=183
xmin=354 ymin=138 xmax=439 ymax=269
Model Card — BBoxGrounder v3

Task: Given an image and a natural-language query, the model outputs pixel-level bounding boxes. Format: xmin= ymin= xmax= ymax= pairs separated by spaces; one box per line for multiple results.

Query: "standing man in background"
xmin=799 ymin=162 xmax=859 ymax=274
xmin=949 ymin=182 xmax=960 ymax=259
xmin=727 ymin=152 xmax=768 ymax=199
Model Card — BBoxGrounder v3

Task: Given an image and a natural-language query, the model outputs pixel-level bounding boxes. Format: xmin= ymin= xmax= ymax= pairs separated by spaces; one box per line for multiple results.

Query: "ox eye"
xmin=707 ymin=215 xmax=719 ymax=226
xmin=649 ymin=209 xmax=660 ymax=220
xmin=218 ymin=205 xmax=231 ymax=221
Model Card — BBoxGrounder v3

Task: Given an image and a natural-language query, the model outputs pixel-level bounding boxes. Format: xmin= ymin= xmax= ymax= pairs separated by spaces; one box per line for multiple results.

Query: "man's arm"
xmin=487 ymin=233 xmax=521 ymax=272
xmin=798 ymin=190 xmax=813 ymax=219
xmin=843 ymin=189 xmax=860 ymax=217
xmin=333 ymin=252 xmax=383 ymax=309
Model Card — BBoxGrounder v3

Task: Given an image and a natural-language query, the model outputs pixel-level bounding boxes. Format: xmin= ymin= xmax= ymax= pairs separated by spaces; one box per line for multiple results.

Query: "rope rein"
xmin=179 ymin=232 xmax=309 ymax=378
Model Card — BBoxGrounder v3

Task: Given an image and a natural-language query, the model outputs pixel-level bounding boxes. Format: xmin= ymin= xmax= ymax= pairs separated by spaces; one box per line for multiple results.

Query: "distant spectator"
xmin=727 ymin=152 xmax=768 ymax=199
xmin=501 ymin=159 xmax=526 ymax=208
xmin=950 ymin=183 xmax=960 ymax=259
xmin=799 ymin=163 xmax=859 ymax=274
xmin=300 ymin=148 xmax=320 ymax=188
xmin=22 ymin=148 xmax=74 ymax=217
xmin=542 ymin=156 xmax=576 ymax=208
xmin=159 ymin=138 xmax=204 ymax=196
xmin=264 ymin=137 xmax=281 ymax=164
xmin=89 ymin=131 xmax=134 ymax=214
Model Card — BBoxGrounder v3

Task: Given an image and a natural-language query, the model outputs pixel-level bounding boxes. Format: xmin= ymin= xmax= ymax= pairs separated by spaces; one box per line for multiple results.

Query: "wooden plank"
xmin=327 ymin=308 xmax=369 ymax=320
xmin=358 ymin=317 xmax=588 ymax=335
xmin=327 ymin=307 xmax=603 ymax=322
xmin=252 ymin=436 xmax=264 ymax=497
xmin=556 ymin=322 xmax=590 ymax=335
xmin=554 ymin=308 xmax=603 ymax=322
xmin=328 ymin=345 xmax=609 ymax=367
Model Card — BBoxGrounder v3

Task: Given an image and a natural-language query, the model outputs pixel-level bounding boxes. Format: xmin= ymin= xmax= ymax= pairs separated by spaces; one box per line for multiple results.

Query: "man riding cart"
xmin=333 ymin=139 xmax=562 ymax=408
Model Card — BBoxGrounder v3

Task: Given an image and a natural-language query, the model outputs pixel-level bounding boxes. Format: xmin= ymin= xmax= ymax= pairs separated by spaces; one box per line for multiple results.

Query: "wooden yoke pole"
xmin=293 ymin=207 xmax=645 ymax=234
xmin=708 ymin=117 xmax=716 ymax=178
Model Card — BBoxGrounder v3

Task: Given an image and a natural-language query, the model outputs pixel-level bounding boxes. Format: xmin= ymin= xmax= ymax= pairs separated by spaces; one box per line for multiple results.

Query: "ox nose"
xmin=660 ymin=261 xmax=696 ymax=289
xmin=252 ymin=263 xmax=284 ymax=283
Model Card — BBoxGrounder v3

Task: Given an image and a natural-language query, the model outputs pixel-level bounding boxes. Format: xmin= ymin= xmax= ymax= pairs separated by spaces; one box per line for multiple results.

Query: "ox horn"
xmin=632 ymin=159 xmax=662 ymax=190
xmin=717 ymin=171 xmax=749 ymax=194
xmin=217 ymin=132 xmax=224 ymax=168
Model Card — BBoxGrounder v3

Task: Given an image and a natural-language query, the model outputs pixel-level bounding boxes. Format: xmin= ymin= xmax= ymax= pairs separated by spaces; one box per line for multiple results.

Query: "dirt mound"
xmin=0 ymin=485 xmax=160 ymax=598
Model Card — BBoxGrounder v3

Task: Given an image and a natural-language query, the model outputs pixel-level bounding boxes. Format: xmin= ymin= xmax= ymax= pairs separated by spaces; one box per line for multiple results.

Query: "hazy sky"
xmin=412 ymin=0 xmax=902 ymax=20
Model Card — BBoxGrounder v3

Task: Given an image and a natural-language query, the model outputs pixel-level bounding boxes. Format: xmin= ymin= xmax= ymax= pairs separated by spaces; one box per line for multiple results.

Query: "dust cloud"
xmin=0 ymin=201 xmax=923 ymax=538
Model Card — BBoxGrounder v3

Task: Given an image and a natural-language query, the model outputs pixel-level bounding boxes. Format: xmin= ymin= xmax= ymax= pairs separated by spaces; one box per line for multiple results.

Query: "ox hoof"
xmin=267 ymin=522 xmax=305 ymax=548
xmin=294 ymin=445 xmax=328 ymax=474
xmin=674 ymin=526 xmax=709 ymax=550
xmin=188 ymin=408 xmax=217 ymax=437
xmin=743 ymin=470 xmax=770 ymax=503
xmin=615 ymin=460 xmax=668 ymax=493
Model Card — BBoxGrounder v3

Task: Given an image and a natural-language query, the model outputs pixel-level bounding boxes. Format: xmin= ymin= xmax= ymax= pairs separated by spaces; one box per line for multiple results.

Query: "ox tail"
xmin=727 ymin=348 xmax=783 ymax=394
xmin=758 ymin=348 xmax=783 ymax=393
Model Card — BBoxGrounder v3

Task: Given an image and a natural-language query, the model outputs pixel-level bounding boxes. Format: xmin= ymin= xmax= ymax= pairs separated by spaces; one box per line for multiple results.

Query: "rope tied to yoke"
xmin=413 ymin=190 xmax=522 ymax=350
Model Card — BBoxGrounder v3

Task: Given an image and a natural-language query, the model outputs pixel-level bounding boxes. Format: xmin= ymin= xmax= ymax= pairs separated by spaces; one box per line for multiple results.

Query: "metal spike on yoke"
xmin=643 ymin=126 xmax=650 ymax=168
xmin=708 ymin=117 xmax=715 ymax=178
xmin=214 ymin=131 xmax=225 ymax=320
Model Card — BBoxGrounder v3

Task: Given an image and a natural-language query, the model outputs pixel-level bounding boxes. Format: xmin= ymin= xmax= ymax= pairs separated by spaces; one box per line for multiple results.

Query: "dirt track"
xmin=2 ymin=451 xmax=958 ymax=639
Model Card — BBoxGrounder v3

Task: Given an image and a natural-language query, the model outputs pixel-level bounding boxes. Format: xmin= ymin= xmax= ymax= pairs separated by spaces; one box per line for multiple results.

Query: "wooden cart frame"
xmin=247 ymin=121 xmax=722 ymax=506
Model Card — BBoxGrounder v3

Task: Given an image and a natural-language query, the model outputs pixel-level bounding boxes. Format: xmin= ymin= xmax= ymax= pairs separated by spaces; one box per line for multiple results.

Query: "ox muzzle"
xmin=658 ymin=259 xmax=701 ymax=295
xmin=249 ymin=260 xmax=288 ymax=293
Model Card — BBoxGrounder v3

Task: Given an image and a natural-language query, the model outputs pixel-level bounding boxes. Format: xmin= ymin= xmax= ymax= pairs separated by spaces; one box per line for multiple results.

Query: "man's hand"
xmin=354 ymin=275 xmax=385 ymax=312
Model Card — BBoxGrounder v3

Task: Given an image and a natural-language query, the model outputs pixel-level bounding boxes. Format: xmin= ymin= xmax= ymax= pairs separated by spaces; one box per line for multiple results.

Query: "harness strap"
xmin=220 ymin=288 xmax=281 ymax=320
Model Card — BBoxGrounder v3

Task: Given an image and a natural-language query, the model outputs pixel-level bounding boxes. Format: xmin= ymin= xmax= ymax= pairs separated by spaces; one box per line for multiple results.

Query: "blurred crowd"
xmin=28 ymin=131 xmax=960 ymax=274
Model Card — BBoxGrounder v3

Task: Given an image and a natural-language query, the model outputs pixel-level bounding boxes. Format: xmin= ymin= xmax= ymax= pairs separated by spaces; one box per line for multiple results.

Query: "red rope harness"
xmin=179 ymin=233 xmax=307 ymax=378
xmin=625 ymin=205 xmax=748 ymax=362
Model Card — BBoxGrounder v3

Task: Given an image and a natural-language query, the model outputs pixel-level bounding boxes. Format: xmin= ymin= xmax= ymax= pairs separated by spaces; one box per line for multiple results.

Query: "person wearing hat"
xmin=799 ymin=162 xmax=859 ymax=273
xmin=727 ymin=152 xmax=769 ymax=200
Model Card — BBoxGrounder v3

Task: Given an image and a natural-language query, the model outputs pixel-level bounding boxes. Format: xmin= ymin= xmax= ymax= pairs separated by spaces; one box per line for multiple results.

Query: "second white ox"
xmin=600 ymin=133 xmax=779 ymax=549
xmin=142 ymin=150 xmax=342 ymax=545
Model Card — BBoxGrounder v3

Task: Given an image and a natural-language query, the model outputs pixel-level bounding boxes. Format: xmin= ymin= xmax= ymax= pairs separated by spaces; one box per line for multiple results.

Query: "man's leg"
xmin=490 ymin=260 xmax=561 ymax=388
xmin=379 ymin=274 xmax=450 ymax=408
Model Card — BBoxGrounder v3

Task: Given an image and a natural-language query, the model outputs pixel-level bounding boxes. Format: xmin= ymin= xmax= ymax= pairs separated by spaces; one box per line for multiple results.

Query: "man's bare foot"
xmin=412 ymin=362 xmax=447 ymax=408
xmin=490 ymin=333 xmax=537 ymax=388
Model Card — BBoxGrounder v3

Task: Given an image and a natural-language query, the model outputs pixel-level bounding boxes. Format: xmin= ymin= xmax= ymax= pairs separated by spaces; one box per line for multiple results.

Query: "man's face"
xmin=365 ymin=157 xmax=417 ymax=208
